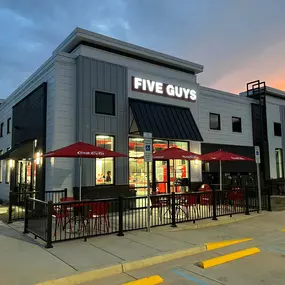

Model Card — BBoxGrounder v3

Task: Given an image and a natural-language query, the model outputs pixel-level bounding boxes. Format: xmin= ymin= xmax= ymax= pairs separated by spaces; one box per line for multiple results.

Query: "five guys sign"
xmin=131 ymin=76 xmax=197 ymax=102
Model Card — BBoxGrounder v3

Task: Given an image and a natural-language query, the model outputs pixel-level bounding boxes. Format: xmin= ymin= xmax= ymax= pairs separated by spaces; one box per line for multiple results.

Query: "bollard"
xmin=117 ymin=196 xmax=124 ymax=236
xmin=212 ymin=188 xmax=218 ymax=220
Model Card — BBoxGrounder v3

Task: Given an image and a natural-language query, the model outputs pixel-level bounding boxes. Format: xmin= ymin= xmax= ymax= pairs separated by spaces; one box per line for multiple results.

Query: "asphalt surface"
xmin=83 ymin=213 xmax=285 ymax=285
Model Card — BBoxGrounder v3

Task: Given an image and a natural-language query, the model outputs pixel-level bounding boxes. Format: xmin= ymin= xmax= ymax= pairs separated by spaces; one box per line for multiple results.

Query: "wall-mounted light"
xmin=194 ymin=159 xmax=199 ymax=166
xmin=35 ymin=151 xmax=42 ymax=165
xmin=9 ymin=159 xmax=14 ymax=168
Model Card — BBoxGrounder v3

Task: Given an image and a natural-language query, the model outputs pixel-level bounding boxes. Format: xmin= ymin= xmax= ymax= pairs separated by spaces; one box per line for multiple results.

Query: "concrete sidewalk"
xmin=2 ymin=211 xmax=282 ymax=285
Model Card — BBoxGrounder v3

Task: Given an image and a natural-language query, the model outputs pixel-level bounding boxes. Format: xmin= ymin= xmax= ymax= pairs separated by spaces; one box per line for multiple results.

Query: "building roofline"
xmin=53 ymin=27 xmax=204 ymax=75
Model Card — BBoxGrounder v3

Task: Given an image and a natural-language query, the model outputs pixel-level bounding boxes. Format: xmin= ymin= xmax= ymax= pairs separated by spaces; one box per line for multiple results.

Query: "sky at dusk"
xmin=0 ymin=0 xmax=285 ymax=98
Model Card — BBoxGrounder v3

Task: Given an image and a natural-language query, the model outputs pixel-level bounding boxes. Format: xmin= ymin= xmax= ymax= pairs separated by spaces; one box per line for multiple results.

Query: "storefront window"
xmin=129 ymin=138 xmax=152 ymax=195
xmin=129 ymin=138 xmax=190 ymax=194
xmin=96 ymin=135 xmax=114 ymax=185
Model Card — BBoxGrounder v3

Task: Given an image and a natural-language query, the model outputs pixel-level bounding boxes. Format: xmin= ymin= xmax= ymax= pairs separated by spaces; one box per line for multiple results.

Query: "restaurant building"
xmin=0 ymin=28 xmax=284 ymax=201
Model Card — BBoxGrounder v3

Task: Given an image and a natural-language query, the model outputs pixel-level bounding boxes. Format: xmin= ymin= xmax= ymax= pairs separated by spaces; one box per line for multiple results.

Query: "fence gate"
xmin=8 ymin=190 xmax=38 ymax=223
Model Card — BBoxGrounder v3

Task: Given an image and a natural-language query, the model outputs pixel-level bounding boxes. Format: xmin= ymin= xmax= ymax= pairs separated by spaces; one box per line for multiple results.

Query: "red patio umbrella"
xmin=199 ymin=150 xmax=254 ymax=190
xmin=44 ymin=142 xmax=127 ymax=200
xmin=153 ymin=147 xmax=200 ymax=160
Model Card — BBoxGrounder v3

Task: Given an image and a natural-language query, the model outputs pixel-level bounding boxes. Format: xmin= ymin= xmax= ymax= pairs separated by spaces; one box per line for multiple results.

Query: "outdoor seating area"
xmin=21 ymin=187 xmax=268 ymax=248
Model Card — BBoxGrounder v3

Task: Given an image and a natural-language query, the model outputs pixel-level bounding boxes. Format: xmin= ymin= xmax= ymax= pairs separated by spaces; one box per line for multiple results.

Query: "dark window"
xmin=209 ymin=113 xmax=220 ymax=130
xmin=232 ymin=117 xmax=242 ymax=133
xmin=274 ymin=122 xmax=281 ymax=137
xmin=95 ymin=91 xmax=115 ymax=116
xmin=276 ymin=148 xmax=284 ymax=178
xmin=0 ymin=149 xmax=2 ymax=183
xmin=0 ymin=123 xmax=3 ymax=137
xmin=7 ymin=118 xmax=11 ymax=134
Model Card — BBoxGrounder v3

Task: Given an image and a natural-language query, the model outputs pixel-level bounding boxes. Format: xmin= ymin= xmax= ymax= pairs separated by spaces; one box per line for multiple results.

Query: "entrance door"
xmin=16 ymin=159 xmax=36 ymax=192
xmin=154 ymin=159 xmax=190 ymax=194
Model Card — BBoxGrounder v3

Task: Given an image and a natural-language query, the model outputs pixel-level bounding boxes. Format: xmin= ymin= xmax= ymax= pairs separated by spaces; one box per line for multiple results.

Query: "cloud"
xmin=0 ymin=0 xmax=285 ymax=97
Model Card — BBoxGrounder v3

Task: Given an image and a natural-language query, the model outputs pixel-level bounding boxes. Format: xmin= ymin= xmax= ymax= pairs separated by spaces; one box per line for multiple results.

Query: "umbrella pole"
xmin=79 ymin=157 xmax=82 ymax=201
xmin=219 ymin=160 xmax=222 ymax=191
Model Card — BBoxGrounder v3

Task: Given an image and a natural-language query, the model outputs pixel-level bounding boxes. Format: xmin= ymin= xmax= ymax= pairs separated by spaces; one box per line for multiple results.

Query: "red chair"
xmin=178 ymin=194 xmax=200 ymax=219
xmin=88 ymin=202 xmax=110 ymax=233
xmin=150 ymin=196 xmax=170 ymax=219
xmin=228 ymin=189 xmax=243 ymax=209
xmin=52 ymin=204 xmax=72 ymax=236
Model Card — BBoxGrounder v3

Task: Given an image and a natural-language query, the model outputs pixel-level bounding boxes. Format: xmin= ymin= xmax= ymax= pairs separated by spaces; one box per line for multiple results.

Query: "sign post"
xmin=255 ymin=146 xmax=261 ymax=213
xmin=144 ymin=132 xmax=152 ymax=232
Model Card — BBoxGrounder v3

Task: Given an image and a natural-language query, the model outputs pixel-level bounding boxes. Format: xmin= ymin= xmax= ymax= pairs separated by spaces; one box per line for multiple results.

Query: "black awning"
xmin=0 ymin=139 xmax=35 ymax=160
xmin=129 ymin=99 xmax=203 ymax=141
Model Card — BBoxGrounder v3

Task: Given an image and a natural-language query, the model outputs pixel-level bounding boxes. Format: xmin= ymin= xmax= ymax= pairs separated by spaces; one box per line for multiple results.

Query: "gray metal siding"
xmin=76 ymin=56 xmax=128 ymax=186
xmin=280 ymin=106 xmax=285 ymax=176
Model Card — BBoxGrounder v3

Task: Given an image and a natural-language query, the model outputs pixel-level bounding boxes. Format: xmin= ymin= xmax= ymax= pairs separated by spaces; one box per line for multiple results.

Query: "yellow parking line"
xmin=198 ymin=247 xmax=260 ymax=269
xmin=205 ymin=238 xmax=253 ymax=250
xmin=280 ymin=228 xmax=285 ymax=232
xmin=122 ymin=275 xmax=163 ymax=285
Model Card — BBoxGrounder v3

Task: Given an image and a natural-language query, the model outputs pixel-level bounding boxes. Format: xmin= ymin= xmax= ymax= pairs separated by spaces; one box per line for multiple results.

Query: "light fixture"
xmin=9 ymin=159 xmax=14 ymax=168
xmin=34 ymin=139 xmax=38 ymax=148
xmin=194 ymin=159 xmax=199 ymax=166
xmin=35 ymin=152 xmax=42 ymax=165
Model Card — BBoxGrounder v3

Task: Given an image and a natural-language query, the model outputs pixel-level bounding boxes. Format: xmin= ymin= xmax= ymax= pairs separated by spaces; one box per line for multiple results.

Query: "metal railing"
xmin=8 ymin=189 xmax=67 ymax=223
xmin=23 ymin=187 xmax=271 ymax=248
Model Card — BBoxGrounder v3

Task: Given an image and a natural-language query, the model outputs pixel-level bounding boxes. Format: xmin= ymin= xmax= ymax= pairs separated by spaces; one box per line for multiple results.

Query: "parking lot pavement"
xmin=85 ymin=230 xmax=285 ymax=285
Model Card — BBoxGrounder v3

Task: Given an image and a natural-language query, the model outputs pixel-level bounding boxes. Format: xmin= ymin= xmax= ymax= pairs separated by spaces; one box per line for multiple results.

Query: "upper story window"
xmin=7 ymin=118 xmax=11 ymax=134
xmin=95 ymin=91 xmax=115 ymax=116
xmin=209 ymin=113 xmax=221 ymax=130
xmin=0 ymin=123 xmax=4 ymax=137
xmin=274 ymin=122 xmax=281 ymax=137
xmin=232 ymin=117 xmax=242 ymax=133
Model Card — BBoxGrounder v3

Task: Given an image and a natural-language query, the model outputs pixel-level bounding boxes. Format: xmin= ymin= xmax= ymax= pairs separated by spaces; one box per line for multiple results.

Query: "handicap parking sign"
xmin=145 ymin=145 xmax=151 ymax=151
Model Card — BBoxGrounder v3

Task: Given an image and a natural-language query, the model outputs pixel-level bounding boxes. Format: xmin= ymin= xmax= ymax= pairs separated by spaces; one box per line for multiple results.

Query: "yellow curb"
xmin=122 ymin=245 xmax=206 ymax=272
xmin=198 ymin=247 xmax=260 ymax=269
xmin=205 ymin=238 xmax=253 ymax=250
xmin=35 ymin=264 xmax=122 ymax=285
xmin=36 ymin=246 xmax=206 ymax=285
xmin=169 ymin=214 xmax=262 ymax=232
xmin=122 ymin=275 xmax=163 ymax=285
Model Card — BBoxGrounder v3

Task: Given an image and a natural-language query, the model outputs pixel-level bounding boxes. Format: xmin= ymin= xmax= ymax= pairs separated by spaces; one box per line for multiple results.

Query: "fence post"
xmin=117 ymin=196 xmax=124 ymax=236
xmin=267 ymin=186 xmax=272 ymax=212
xmin=23 ymin=196 xmax=29 ymax=234
xmin=45 ymin=201 xmax=53 ymax=248
xmin=8 ymin=191 xmax=12 ymax=224
xmin=212 ymin=188 xmax=218 ymax=220
xmin=64 ymin=188 xmax=67 ymax=199
xmin=171 ymin=192 xmax=177 ymax=227
xmin=245 ymin=187 xmax=250 ymax=215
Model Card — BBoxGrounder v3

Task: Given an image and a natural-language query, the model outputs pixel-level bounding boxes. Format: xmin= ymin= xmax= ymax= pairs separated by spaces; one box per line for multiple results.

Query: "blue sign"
xmin=145 ymin=145 xmax=151 ymax=151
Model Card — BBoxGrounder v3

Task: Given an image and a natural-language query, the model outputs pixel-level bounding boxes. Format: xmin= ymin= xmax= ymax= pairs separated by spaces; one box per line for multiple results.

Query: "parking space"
xmin=85 ymin=230 xmax=285 ymax=285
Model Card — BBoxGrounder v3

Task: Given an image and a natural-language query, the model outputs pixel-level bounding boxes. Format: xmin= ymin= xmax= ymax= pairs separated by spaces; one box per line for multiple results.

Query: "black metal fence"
xmin=8 ymin=189 xmax=67 ymax=223
xmin=22 ymin=187 xmax=271 ymax=248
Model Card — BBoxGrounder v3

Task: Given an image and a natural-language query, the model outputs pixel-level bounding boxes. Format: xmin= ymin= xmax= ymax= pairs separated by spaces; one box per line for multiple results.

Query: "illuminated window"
xmin=276 ymin=148 xmax=284 ymax=178
xmin=95 ymin=135 xmax=114 ymax=185
xmin=5 ymin=147 xmax=10 ymax=183
xmin=129 ymin=138 xmax=152 ymax=193
xmin=129 ymin=138 xmax=189 ymax=194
